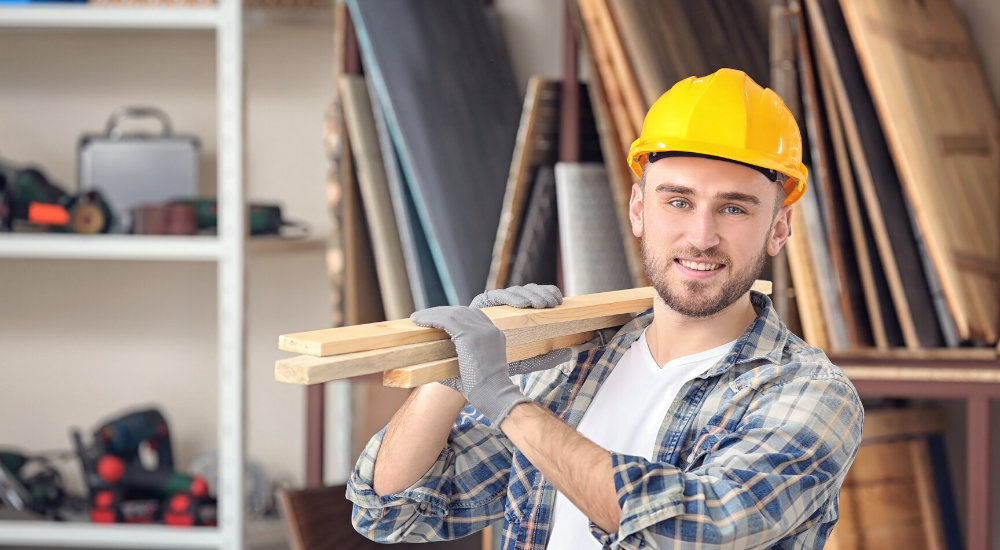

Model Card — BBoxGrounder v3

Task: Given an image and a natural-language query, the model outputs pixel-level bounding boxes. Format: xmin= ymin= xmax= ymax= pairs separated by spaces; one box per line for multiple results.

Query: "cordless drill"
xmin=73 ymin=409 xmax=209 ymax=524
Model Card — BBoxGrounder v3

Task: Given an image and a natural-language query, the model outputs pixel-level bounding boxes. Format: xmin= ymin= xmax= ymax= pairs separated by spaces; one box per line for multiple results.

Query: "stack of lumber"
xmin=828 ymin=406 xmax=960 ymax=550
xmin=769 ymin=0 xmax=998 ymax=353
xmin=276 ymin=282 xmax=772 ymax=388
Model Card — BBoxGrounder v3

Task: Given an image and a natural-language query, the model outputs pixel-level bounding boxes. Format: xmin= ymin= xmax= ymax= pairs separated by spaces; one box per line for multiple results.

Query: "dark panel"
xmin=349 ymin=0 xmax=521 ymax=306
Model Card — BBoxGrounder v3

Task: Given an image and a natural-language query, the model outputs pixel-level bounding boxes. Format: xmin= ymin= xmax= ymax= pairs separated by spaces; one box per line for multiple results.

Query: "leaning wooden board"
xmin=340 ymin=75 xmax=415 ymax=321
xmin=277 ymin=282 xmax=773 ymax=386
xmin=837 ymin=0 xmax=999 ymax=344
xmin=486 ymin=77 xmax=561 ymax=291
xmin=807 ymin=0 xmax=945 ymax=348
xmin=571 ymin=2 xmax=648 ymax=288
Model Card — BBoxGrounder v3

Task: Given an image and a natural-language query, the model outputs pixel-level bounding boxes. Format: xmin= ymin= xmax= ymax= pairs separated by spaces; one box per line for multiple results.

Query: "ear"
xmin=629 ymin=182 xmax=644 ymax=238
xmin=767 ymin=205 xmax=793 ymax=256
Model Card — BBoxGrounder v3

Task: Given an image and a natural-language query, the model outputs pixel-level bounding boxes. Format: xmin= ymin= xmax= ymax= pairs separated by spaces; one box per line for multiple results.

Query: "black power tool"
xmin=72 ymin=409 xmax=213 ymax=525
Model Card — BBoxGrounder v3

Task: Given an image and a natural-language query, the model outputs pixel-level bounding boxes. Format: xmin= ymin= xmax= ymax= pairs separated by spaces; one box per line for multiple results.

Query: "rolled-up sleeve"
xmin=347 ymin=405 xmax=513 ymax=543
xmin=589 ymin=376 xmax=863 ymax=550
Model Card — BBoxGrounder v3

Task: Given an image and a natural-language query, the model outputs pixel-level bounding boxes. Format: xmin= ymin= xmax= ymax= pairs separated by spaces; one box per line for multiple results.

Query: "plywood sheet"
xmin=808 ymin=0 xmax=945 ymax=348
xmin=487 ymin=77 xmax=561 ymax=291
xmin=340 ymin=76 xmax=415 ymax=321
xmin=348 ymin=0 xmax=521 ymax=306
xmin=793 ymin=2 xmax=874 ymax=347
xmin=838 ymin=0 xmax=999 ymax=344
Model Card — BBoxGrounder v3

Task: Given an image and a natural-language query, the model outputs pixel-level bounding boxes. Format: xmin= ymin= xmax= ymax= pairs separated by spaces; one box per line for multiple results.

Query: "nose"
xmin=687 ymin=208 xmax=721 ymax=251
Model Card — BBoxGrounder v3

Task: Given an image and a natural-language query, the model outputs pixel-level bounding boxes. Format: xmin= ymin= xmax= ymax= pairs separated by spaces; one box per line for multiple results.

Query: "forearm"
xmin=500 ymin=402 xmax=620 ymax=533
xmin=373 ymin=382 xmax=467 ymax=496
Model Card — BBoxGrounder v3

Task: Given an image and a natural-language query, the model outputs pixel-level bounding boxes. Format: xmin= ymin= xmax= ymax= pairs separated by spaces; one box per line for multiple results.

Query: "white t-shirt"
xmin=546 ymin=329 xmax=737 ymax=549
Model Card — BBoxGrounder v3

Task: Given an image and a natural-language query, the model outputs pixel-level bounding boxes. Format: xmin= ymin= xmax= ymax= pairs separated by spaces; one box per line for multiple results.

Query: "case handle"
xmin=105 ymin=107 xmax=174 ymax=140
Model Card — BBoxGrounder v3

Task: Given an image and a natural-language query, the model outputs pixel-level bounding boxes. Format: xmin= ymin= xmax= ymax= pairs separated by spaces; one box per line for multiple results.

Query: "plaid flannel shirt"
xmin=347 ymin=291 xmax=863 ymax=549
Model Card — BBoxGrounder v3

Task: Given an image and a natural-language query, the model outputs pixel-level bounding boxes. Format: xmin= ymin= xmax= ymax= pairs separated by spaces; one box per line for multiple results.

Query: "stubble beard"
xmin=641 ymin=236 xmax=769 ymax=318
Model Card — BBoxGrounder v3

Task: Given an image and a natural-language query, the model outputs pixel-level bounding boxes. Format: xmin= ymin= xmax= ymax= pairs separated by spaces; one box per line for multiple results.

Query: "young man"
xmin=347 ymin=68 xmax=863 ymax=549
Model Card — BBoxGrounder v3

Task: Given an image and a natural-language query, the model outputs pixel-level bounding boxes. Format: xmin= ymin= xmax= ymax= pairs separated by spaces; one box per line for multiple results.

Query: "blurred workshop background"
xmin=0 ymin=0 xmax=998 ymax=549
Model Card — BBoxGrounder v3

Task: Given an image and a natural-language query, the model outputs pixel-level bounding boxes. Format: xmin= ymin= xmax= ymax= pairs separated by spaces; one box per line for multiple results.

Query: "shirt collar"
xmin=607 ymin=291 xmax=789 ymax=376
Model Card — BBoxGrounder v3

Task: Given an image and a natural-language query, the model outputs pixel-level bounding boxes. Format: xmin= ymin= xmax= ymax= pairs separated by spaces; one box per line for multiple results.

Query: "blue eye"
xmin=723 ymin=206 xmax=745 ymax=215
xmin=670 ymin=200 xmax=688 ymax=209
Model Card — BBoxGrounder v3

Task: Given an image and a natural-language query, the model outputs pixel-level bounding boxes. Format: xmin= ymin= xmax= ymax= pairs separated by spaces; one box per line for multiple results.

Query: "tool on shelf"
xmin=72 ymin=408 xmax=214 ymax=525
xmin=131 ymin=199 xmax=309 ymax=238
xmin=0 ymin=163 xmax=113 ymax=234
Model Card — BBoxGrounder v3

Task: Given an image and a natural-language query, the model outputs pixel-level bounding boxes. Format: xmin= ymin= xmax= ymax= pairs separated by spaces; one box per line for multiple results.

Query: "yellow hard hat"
xmin=627 ymin=68 xmax=808 ymax=206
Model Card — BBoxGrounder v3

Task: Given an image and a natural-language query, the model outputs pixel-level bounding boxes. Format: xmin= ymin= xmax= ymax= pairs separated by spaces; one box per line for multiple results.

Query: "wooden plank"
xmin=571 ymin=5 xmax=648 ymax=288
xmin=829 ymin=346 xmax=996 ymax=361
xmin=576 ymin=0 xmax=638 ymax=151
xmin=276 ymin=313 xmax=633 ymax=385
xmin=382 ymin=331 xmax=597 ymax=389
xmin=909 ymin=439 xmax=948 ymax=550
xmin=786 ymin=195 xmax=830 ymax=349
xmin=606 ymin=0 xmax=669 ymax=106
xmin=815 ymin=46 xmax=891 ymax=349
xmin=486 ymin=77 xmax=561 ymax=291
xmin=807 ymin=0 xmax=942 ymax=349
xmin=838 ymin=0 xmax=998 ymax=344
xmin=279 ymin=282 xmax=773 ymax=358
xmin=348 ymin=0 xmax=521 ymax=306
xmin=589 ymin=0 xmax=645 ymax=129
xmin=340 ymin=108 xmax=385 ymax=327
xmin=842 ymin=366 xmax=1000 ymax=383
xmin=793 ymin=0 xmax=873 ymax=348
xmin=280 ymin=286 xmax=650 ymax=356
xmin=340 ymin=75 xmax=415 ymax=321
xmin=862 ymin=406 xmax=946 ymax=440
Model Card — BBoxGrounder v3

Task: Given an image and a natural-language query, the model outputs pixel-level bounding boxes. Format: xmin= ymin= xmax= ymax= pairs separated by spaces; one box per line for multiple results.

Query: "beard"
xmin=642 ymin=235 xmax=769 ymax=318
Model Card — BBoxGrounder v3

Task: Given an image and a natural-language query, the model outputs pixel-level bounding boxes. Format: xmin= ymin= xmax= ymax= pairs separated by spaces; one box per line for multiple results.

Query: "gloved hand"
xmin=410 ymin=306 xmax=530 ymax=426
xmin=469 ymin=283 xmax=563 ymax=309
xmin=435 ymin=284 xmax=566 ymax=392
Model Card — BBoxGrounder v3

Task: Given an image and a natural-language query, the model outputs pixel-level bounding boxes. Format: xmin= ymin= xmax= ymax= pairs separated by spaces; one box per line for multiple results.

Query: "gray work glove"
xmin=469 ymin=283 xmax=563 ymax=309
xmin=410 ymin=306 xmax=530 ymax=426
xmin=434 ymin=284 xmax=566 ymax=392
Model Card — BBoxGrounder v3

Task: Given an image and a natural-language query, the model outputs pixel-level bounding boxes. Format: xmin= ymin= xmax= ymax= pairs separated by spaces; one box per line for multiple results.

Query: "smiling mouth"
xmin=676 ymin=259 xmax=725 ymax=271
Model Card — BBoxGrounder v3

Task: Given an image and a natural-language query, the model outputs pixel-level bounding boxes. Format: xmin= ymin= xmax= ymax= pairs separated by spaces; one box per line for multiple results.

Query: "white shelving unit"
xmin=0 ymin=3 xmax=261 ymax=550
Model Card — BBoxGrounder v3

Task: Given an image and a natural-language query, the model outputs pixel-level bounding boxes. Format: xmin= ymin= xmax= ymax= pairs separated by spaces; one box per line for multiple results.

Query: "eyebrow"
xmin=654 ymin=184 xmax=761 ymax=206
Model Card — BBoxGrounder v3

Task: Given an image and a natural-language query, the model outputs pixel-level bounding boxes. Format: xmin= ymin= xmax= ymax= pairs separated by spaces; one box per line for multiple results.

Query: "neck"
xmin=645 ymin=292 xmax=757 ymax=367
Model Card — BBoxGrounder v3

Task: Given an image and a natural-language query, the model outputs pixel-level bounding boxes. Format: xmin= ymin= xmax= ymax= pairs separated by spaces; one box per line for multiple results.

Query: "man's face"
xmin=628 ymin=156 xmax=792 ymax=318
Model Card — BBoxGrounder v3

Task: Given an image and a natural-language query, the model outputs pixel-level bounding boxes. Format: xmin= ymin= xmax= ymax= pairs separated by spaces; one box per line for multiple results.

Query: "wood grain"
xmin=838 ymin=0 xmax=999 ymax=343
xmin=276 ymin=313 xmax=633 ymax=385
xmin=793 ymin=1 xmax=872 ymax=348
xmin=842 ymin=365 xmax=1000 ymax=383
xmin=807 ymin=0 xmax=935 ymax=349
xmin=571 ymin=4 xmax=648 ymax=288
xmin=340 ymin=75 xmax=415 ymax=320
xmin=486 ymin=77 xmax=561 ymax=291
xmin=786 ymin=195 xmax=831 ymax=349
xmin=382 ymin=331 xmax=597 ymax=388
xmin=861 ymin=406 xmax=946 ymax=440
xmin=815 ymin=47 xmax=889 ymax=349
xmin=576 ymin=0 xmax=638 ymax=151
xmin=280 ymin=286 xmax=654 ymax=356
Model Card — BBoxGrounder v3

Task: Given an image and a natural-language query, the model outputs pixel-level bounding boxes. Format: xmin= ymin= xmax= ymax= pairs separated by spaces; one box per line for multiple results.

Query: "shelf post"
xmin=216 ymin=0 xmax=246 ymax=547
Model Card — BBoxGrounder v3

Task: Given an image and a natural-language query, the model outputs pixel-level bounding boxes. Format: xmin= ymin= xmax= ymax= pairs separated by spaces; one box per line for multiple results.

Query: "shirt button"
xmin=419 ymin=503 xmax=429 ymax=513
